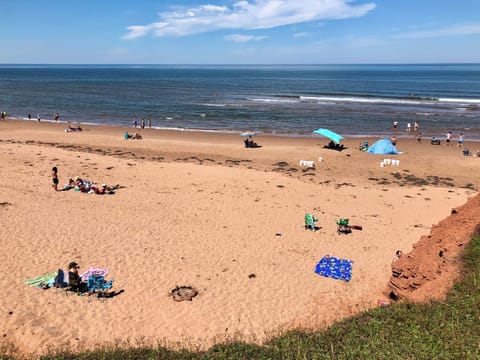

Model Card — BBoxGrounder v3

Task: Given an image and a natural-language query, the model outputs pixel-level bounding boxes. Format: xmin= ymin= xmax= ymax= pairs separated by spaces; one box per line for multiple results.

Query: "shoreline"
xmin=1 ymin=118 xmax=479 ymax=355
xmin=5 ymin=116 xmax=480 ymax=142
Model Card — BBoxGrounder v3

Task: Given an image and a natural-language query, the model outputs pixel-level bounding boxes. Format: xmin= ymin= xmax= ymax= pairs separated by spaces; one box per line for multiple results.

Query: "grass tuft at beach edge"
xmin=2 ymin=235 xmax=480 ymax=360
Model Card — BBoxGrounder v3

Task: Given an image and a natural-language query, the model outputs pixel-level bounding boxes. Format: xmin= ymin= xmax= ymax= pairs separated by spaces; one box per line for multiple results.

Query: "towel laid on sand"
xmin=315 ymin=256 xmax=353 ymax=282
xmin=24 ymin=272 xmax=57 ymax=287
xmin=80 ymin=267 xmax=108 ymax=282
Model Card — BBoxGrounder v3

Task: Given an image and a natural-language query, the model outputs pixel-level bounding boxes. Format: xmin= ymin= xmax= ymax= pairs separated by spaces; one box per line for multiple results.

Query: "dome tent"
xmin=366 ymin=138 xmax=401 ymax=155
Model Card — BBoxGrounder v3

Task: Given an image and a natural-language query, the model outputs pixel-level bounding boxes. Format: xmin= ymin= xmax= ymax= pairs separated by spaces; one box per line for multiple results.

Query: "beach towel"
xmin=314 ymin=256 xmax=353 ymax=282
xmin=24 ymin=272 xmax=57 ymax=287
xmin=80 ymin=267 xmax=108 ymax=282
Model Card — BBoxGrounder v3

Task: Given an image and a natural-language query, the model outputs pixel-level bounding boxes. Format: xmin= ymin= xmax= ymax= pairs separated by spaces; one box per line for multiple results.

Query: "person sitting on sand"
xmin=123 ymin=131 xmax=129 ymax=140
xmin=244 ymin=136 xmax=260 ymax=148
xmin=68 ymin=262 xmax=87 ymax=292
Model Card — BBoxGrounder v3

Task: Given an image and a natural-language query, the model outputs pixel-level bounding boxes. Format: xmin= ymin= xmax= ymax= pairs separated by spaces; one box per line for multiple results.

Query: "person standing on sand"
xmin=37 ymin=114 xmax=41 ymax=122
xmin=458 ymin=133 xmax=464 ymax=148
xmin=446 ymin=131 xmax=453 ymax=146
xmin=406 ymin=122 xmax=411 ymax=133
xmin=54 ymin=113 xmax=60 ymax=122
xmin=141 ymin=118 xmax=145 ymax=129
xmin=28 ymin=113 xmax=31 ymax=120
xmin=52 ymin=166 xmax=59 ymax=191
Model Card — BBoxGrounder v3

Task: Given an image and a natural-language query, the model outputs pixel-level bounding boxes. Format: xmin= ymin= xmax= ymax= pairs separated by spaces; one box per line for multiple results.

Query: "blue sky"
xmin=1 ymin=0 xmax=479 ymax=64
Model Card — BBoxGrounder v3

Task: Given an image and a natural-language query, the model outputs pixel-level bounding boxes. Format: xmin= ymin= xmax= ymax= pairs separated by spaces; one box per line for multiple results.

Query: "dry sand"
xmin=1 ymin=119 xmax=479 ymax=356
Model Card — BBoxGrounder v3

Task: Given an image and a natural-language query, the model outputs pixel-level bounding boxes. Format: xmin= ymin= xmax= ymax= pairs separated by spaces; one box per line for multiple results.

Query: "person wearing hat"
xmin=68 ymin=262 xmax=86 ymax=292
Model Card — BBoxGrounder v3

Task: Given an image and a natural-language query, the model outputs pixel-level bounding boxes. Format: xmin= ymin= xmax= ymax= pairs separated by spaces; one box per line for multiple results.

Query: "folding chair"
xmin=53 ymin=269 xmax=72 ymax=295
xmin=305 ymin=213 xmax=318 ymax=231
xmin=336 ymin=218 xmax=352 ymax=234
xmin=87 ymin=275 xmax=114 ymax=298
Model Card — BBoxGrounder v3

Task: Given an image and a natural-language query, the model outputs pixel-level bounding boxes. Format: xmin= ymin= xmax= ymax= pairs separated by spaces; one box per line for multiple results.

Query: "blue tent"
xmin=367 ymin=139 xmax=401 ymax=155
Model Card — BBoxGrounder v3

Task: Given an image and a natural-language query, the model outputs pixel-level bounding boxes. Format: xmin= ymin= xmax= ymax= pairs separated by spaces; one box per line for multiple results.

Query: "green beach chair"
xmin=305 ymin=213 xmax=318 ymax=231
xmin=336 ymin=218 xmax=352 ymax=234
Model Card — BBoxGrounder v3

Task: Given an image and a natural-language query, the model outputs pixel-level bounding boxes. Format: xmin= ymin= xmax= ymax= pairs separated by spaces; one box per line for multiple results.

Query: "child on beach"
xmin=446 ymin=131 xmax=453 ymax=146
xmin=457 ymin=133 xmax=464 ymax=147
xmin=52 ymin=166 xmax=59 ymax=191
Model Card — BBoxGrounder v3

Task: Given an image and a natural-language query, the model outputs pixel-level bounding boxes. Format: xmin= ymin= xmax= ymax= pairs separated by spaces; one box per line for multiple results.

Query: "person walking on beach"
xmin=28 ymin=113 xmax=31 ymax=120
xmin=37 ymin=114 xmax=41 ymax=122
xmin=54 ymin=113 xmax=60 ymax=122
xmin=132 ymin=118 xmax=137 ymax=128
xmin=406 ymin=122 xmax=411 ymax=133
xmin=446 ymin=131 xmax=453 ymax=146
xmin=141 ymin=118 xmax=145 ymax=129
xmin=52 ymin=166 xmax=59 ymax=191
xmin=458 ymin=133 xmax=464 ymax=148
xmin=417 ymin=133 xmax=422 ymax=143
xmin=414 ymin=121 xmax=419 ymax=132
xmin=148 ymin=118 xmax=151 ymax=128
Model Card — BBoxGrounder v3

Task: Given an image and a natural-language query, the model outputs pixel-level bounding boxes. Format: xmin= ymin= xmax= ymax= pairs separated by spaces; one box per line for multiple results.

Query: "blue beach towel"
xmin=314 ymin=256 xmax=353 ymax=282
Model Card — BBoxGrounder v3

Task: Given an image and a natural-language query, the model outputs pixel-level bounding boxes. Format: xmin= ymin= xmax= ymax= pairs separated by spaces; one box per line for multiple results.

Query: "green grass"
xmin=3 ymin=235 xmax=480 ymax=360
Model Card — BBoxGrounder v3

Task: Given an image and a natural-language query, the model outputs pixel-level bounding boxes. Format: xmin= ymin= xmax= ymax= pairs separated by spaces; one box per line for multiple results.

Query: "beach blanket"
xmin=24 ymin=272 xmax=57 ymax=287
xmin=80 ymin=267 xmax=108 ymax=282
xmin=314 ymin=256 xmax=353 ymax=282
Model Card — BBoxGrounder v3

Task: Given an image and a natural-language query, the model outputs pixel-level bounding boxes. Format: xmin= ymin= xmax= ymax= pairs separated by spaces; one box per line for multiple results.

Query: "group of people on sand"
xmin=244 ymin=136 xmax=261 ymax=148
xmin=123 ymin=131 xmax=142 ymax=140
xmin=51 ymin=167 xmax=118 ymax=194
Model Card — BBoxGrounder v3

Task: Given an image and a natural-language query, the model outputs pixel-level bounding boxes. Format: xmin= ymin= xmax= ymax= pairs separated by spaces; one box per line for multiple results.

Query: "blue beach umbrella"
xmin=240 ymin=131 xmax=257 ymax=137
xmin=313 ymin=128 xmax=344 ymax=144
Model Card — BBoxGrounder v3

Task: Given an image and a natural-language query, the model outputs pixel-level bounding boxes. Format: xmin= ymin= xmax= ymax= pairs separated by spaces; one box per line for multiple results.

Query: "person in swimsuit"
xmin=52 ymin=166 xmax=59 ymax=191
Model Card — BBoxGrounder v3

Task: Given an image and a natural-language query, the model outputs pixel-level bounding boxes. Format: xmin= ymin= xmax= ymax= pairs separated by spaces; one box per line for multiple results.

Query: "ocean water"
xmin=0 ymin=64 xmax=479 ymax=140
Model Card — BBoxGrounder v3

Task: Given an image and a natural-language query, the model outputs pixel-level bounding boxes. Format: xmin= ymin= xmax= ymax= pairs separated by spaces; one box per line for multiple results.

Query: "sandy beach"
xmin=1 ymin=119 xmax=480 ymax=356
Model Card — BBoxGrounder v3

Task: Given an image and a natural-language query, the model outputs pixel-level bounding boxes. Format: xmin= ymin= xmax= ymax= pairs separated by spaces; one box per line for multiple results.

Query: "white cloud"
xmin=293 ymin=32 xmax=311 ymax=38
xmin=393 ymin=23 xmax=480 ymax=39
xmin=123 ymin=0 xmax=376 ymax=39
xmin=224 ymin=34 xmax=268 ymax=42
